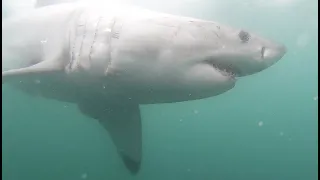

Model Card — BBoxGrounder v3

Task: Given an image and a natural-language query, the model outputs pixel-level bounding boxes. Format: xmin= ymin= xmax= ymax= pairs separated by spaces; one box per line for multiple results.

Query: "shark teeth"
xmin=204 ymin=59 xmax=239 ymax=77
xmin=212 ymin=64 xmax=236 ymax=77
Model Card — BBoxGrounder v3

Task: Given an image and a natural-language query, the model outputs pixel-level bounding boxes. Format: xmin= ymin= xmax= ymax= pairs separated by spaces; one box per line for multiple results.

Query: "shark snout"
xmin=273 ymin=44 xmax=287 ymax=56
xmin=229 ymin=43 xmax=286 ymax=77
xmin=262 ymin=43 xmax=286 ymax=66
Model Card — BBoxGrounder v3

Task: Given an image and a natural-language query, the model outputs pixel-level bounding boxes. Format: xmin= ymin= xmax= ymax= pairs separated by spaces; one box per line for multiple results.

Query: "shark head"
xmin=109 ymin=18 xmax=287 ymax=103
xmin=202 ymin=26 xmax=287 ymax=78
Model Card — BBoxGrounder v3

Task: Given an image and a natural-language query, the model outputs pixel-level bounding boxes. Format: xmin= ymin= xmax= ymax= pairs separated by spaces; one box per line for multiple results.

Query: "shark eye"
xmin=238 ymin=30 xmax=250 ymax=43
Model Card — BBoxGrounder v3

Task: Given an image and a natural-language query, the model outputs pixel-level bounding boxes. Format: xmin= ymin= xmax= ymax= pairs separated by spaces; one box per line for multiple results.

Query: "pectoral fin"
xmin=78 ymin=102 xmax=142 ymax=174
xmin=2 ymin=60 xmax=63 ymax=84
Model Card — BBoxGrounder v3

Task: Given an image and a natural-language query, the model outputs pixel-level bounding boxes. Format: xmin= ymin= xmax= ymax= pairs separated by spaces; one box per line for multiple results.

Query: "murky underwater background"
xmin=2 ymin=0 xmax=318 ymax=179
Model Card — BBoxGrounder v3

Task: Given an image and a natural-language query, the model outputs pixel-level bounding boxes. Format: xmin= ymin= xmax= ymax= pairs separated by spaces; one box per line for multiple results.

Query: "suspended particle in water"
xmin=296 ymin=33 xmax=310 ymax=48
xmin=80 ymin=173 xmax=87 ymax=179
xmin=34 ymin=79 xmax=41 ymax=84
xmin=179 ymin=119 xmax=183 ymax=122
xmin=258 ymin=121 xmax=263 ymax=127
xmin=193 ymin=110 xmax=199 ymax=114
xmin=280 ymin=132 xmax=284 ymax=136
xmin=313 ymin=96 xmax=318 ymax=101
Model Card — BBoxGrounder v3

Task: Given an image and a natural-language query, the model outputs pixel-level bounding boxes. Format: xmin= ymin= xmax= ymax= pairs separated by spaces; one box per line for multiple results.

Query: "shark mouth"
xmin=205 ymin=60 xmax=241 ymax=78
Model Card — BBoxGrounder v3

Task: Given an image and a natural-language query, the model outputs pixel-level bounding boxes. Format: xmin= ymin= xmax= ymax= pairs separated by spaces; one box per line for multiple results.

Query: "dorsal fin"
xmin=35 ymin=0 xmax=79 ymax=8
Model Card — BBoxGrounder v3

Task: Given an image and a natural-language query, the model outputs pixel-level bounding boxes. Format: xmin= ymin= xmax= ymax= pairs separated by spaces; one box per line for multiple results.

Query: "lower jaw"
xmin=210 ymin=63 xmax=240 ymax=78
xmin=221 ymin=70 xmax=236 ymax=78
xmin=213 ymin=67 xmax=238 ymax=79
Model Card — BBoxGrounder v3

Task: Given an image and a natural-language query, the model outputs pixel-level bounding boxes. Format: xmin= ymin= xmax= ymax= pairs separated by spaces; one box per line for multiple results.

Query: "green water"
xmin=2 ymin=0 xmax=318 ymax=179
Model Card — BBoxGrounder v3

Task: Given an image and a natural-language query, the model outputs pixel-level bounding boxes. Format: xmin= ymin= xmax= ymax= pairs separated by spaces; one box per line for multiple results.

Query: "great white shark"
xmin=2 ymin=0 xmax=287 ymax=174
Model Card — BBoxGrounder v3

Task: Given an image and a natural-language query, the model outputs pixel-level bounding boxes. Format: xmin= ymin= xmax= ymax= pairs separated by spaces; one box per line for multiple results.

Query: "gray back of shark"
xmin=2 ymin=0 xmax=286 ymax=175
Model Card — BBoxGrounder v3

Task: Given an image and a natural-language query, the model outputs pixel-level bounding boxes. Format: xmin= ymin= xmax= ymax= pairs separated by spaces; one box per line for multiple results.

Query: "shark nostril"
xmin=261 ymin=47 xmax=266 ymax=59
